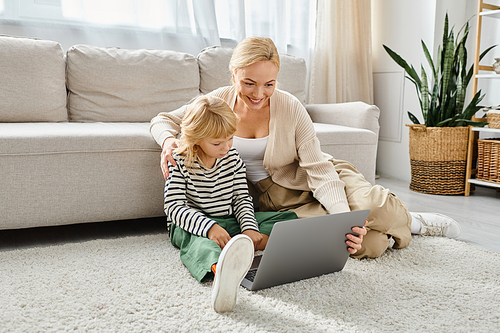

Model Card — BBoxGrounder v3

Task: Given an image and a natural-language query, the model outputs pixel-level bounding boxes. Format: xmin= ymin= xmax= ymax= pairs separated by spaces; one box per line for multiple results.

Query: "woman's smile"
xmin=248 ymin=97 xmax=264 ymax=104
xmin=233 ymin=60 xmax=279 ymax=111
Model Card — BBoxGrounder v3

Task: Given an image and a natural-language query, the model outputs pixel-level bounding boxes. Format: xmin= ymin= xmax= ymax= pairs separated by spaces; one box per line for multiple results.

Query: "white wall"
xmin=372 ymin=0 xmax=437 ymax=182
xmin=371 ymin=0 xmax=481 ymax=182
xmin=473 ymin=0 xmax=500 ymax=109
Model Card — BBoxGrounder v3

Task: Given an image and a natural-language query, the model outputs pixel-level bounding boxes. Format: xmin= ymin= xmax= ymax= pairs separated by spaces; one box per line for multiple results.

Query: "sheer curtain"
xmin=60 ymin=0 xmax=221 ymax=53
xmin=309 ymin=0 xmax=373 ymax=104
xmin=59 ymin=0 xmax=314 ymax=58
xmin=215 ymin=0 xmax=315 ymax=56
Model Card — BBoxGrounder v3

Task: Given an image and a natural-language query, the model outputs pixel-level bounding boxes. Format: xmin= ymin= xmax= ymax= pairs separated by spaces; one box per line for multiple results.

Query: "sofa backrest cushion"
xmin=197 ymin=46 xmax=307 ymax=104
xmin=0 ymin=35 xmax=67 ymax=122
xmin=66 ymin=45 xmax=200 ymax=122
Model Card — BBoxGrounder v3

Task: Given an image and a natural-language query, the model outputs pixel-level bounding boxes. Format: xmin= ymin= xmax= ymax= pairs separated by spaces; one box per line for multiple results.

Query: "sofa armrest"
xmin=306 ymin=102 xmax=380 ymax=137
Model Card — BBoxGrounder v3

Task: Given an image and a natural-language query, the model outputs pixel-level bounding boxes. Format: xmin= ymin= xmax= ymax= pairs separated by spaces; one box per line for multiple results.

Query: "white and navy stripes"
xmin=164 ymin=147 xmax=259 ymax=237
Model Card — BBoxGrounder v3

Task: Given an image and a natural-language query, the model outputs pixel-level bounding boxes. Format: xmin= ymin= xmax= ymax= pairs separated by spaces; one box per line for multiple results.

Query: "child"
xmin=164 ymin=95 xmax=296 ymax=313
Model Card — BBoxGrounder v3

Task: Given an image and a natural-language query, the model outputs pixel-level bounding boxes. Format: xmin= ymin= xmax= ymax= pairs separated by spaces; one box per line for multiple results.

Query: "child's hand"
xmin=208 ymin=224 xmax=232 ymax=249
xmin=242 ymin=230 xmax=263 ymax=250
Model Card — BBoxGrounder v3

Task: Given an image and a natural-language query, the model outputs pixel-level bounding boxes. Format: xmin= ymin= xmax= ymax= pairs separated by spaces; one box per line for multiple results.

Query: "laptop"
xmin=241 ymin=209 xmax=370 ymax=291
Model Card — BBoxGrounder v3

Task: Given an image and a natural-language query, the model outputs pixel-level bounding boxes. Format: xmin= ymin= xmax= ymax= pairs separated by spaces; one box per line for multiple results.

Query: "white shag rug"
xmin=1 ymin=234 xmax=500 ymax=333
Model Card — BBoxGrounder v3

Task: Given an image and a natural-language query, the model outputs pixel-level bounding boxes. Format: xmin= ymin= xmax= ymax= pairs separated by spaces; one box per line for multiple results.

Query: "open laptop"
xmin=241 ymin=209 xmax=370 ymax=291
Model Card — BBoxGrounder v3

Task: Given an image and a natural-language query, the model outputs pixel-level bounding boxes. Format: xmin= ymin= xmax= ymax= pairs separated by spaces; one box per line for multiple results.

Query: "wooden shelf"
xmin=465 ymin=0 xmax=500 ymax=196
xmin=468 ymin=179 xmax=500 ymax=189
xmin=475 ymin=74 xmax=500 ymax=79
xmin=471 ymin=127 xmax=500 ymax=133
xmin=479 ymin=9 xmax=500 ymax=18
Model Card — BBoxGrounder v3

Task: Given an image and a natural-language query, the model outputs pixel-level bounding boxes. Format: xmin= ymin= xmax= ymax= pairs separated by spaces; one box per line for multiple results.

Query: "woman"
xmin=151 ymin=36 xmax=461 ymax=258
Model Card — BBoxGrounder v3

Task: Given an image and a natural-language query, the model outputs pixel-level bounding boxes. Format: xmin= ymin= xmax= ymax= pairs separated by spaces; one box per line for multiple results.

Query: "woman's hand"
xmin=346 ymin=219 xmax=368 ymax=255
xmin=208 ymin=224 xmax=232 ymax=249
xmin=161 ymin=137 xmax=178 ymax=179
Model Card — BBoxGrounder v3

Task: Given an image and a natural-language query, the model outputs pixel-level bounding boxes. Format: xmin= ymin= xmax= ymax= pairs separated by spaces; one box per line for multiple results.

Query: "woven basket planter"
xmin=486 ymin=111 xmax=500 ymax=129
xmin=477 ymin=138 xmax=500 ymax=184
xmin=407 ymin=125 xmax=469 ymax=195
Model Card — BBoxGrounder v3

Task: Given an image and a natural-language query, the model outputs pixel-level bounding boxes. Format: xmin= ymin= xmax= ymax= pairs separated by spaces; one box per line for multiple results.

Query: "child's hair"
xmin=175 ymin=95 xmax=238 ymax=168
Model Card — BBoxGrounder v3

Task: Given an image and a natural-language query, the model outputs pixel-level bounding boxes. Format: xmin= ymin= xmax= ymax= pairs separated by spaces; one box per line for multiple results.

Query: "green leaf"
xmin=462 ymin=91 xmax=485 ymax=120
xmin=405 ymin=75 xmax=423 ymax=99
xmin=465 ymin=44 xmax=497 ymax=86
xmin=428 ymin=82 xmax=440 ymax=126
xmin=456 ymin=43 xmax=466 ymax=114
xmin=441 ymin=30 xmax=455 ymax=100
xmin=383 ymin=45 xmax=422 ymax=88
xmin=420 ymin=65 xmax=430 ymax=122
xmin=436 ymin=45 xmax=442 ymax=74
xmin=436 ymin=117 xmax=453 ymax=127
xmin=408 ymin=111 xmax=421 ymax=125
xmin=445 ymin=93 xmax=457 ymax=121
xmin=422 ymin=40 xmax=437 ymax=80
xmin=459 ymin=22 xmax=470 ymax=47
xmin=453 ymin=119 xmax=488 ymax=127
xmin=443 ymin=13 xmax=449 ymax=56
xmin=462 ymin=120 xmax=489 ymax=127
xmin=456 ymin=19 xmax=469 ymax=42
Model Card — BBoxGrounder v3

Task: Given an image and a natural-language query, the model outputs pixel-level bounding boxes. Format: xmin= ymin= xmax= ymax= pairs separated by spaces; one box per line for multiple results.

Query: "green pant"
xmin=170 ymin=211 xmax=297 ymax=282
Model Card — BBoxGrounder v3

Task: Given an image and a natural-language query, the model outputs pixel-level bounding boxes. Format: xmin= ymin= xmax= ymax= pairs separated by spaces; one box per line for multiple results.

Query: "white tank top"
xmin=233 ymin=136 xmax=269 ymax=184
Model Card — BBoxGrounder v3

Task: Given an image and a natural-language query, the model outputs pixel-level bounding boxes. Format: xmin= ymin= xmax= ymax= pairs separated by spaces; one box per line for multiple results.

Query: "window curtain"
xmin=60 ymin=0 xmax=221 ymax=53
xmin=215 ymin=0 xmax=314 ymax=55
xmin=308 ymin=0 xmax=373 ymax=104
xmin=59 ymin=0 xmax=314 ymax=58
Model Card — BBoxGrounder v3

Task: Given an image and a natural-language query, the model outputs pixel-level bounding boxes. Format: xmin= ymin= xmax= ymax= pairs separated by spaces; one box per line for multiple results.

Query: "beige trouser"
xmin=254 ymin=159 xmax=412 ymax=259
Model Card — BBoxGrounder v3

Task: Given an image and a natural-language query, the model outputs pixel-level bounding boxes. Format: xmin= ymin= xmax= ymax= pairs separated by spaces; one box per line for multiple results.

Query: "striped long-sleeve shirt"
xmin=164 ymin=147 xmax=259 ymax=237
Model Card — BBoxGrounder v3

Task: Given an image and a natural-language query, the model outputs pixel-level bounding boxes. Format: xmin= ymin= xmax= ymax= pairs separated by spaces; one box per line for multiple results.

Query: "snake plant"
xmin=383 ymin=14 xmax=495 ymax=127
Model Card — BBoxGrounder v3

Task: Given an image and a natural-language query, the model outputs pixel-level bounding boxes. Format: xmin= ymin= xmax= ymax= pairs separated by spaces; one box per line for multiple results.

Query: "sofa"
xmin=0 ymin=35 xmax=380 ymax=231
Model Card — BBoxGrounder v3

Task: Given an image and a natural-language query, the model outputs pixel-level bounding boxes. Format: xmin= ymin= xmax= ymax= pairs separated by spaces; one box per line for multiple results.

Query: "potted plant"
xmin=383 ymin=13 xmax=495 ymax=195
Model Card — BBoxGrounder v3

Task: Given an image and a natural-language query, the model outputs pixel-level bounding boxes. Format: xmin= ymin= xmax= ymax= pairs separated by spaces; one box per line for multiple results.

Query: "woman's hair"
xmin=229 ymin=36 xmax=280 ymax=80
xmin=175 ymin=95 xmax=238 ymax=168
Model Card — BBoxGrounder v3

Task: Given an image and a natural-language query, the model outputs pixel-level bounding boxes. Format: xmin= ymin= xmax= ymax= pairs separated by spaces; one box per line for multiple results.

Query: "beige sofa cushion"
xmin=198 ymin=46 xmax=307 ymax=103
xmin=66 ymin=45 xmax=200 ymax=122
xmin=0 ymin=122 xmax=163 ymax=230
xmin=198 ymin=46 xmax=234 ymax=94
xmin=0 ymin=35 xmax=67 ymax=122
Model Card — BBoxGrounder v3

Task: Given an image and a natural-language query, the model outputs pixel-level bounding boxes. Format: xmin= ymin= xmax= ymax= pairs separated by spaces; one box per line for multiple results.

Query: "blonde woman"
xmin=164 ymin=95 xmax=296 ymax=313
xmin=153 ymin=37 xmax=460 ymax=262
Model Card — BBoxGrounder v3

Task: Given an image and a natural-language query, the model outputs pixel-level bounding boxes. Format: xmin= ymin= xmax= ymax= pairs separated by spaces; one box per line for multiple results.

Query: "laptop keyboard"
xmin=245 ymin=269 xmax=257 ymax=282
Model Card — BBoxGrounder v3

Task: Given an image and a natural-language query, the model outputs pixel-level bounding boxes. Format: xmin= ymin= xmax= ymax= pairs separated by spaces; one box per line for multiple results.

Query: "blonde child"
xmin=163 ymin=95 xmax=296 ymax=313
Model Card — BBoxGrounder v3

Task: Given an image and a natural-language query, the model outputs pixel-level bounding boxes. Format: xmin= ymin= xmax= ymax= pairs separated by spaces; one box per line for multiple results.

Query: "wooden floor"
xmin=376 ymin=176 xmax=500 ymax=253
xmin=1 ymin=176 xmax=499 ymax=253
